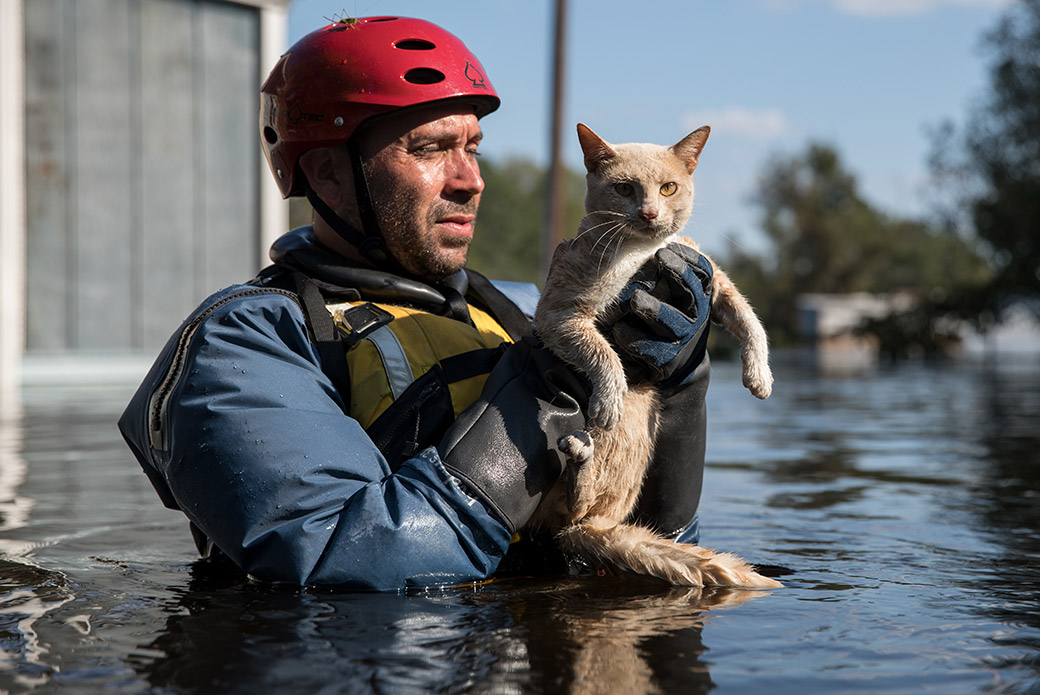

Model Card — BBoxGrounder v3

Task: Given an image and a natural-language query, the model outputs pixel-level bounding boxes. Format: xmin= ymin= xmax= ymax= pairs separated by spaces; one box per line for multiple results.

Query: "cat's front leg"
xmin=706 ymin=264 xmax=773 ymax=399
xmin=588 ymin=367 xmax=627 ymax=430
xmin=546 ymin=313 xmax=628 ymax=430
xmin=741 ymin=338 xmax=773 ymax=400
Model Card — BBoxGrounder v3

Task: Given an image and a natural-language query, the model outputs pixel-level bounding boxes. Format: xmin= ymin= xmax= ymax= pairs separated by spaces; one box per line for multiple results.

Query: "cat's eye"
xmin=660 ymin=182 xmax=678 ymax=197
xmin=614 ymin=182 xmax=634 ymax=197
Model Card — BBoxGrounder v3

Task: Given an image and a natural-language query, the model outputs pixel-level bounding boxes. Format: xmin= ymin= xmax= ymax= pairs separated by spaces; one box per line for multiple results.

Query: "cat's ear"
xmin=672 ymin=126 xmax=711 ymax=174
xmin=577 ymin=123 xmax=616 ymax=173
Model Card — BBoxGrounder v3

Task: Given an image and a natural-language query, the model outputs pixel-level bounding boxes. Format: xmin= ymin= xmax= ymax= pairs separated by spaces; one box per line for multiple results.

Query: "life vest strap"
xmin=438 ymin=345 xmax=507 ymax=384
xmin=291 ymin=272 xmax=351 ymax=412
xmin=365 ymin=325 xmax=415 ymax=401
xmin=464 ymin=269 xmax=535 ymax=341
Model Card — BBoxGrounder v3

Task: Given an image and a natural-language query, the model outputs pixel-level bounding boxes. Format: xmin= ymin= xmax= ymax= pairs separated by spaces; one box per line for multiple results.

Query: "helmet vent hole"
xmin=395 ymin=39 xmax=436 ymax=50
xmin=404 ymin=68 xmax=445 ymax=85
xmin=263 ymin=126 xmax=278 ymax=145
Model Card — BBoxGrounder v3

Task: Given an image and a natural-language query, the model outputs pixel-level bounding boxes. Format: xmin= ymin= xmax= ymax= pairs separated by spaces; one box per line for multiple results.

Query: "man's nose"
xmin=445 ymin=152 xmax=484 ymax=197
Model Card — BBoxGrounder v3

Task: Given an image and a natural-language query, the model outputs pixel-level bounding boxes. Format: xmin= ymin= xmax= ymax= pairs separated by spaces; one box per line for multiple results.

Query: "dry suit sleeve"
xmin=119 ymin=289 xmax=511 ymax=590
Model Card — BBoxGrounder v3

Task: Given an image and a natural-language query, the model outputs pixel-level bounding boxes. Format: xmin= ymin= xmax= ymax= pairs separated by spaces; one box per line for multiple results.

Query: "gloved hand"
xmin=610 ymin=243 xmax=714 ymax=540
xmin=438 ymin=335 xmax=588 ymax=534
xmin=609 ymin=243 xmax=714 ymax=389
xmin=629 ymin=355 xmax=710 ymax=539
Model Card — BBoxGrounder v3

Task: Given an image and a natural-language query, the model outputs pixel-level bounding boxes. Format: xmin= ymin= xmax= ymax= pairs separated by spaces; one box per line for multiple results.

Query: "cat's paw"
xmin=743 ymin=361 xmax=773 ymax=399
xmin=588 ymin=378 xmax=627 ymax=430
xmin=558 ymin=430 xmax=595 ymax=466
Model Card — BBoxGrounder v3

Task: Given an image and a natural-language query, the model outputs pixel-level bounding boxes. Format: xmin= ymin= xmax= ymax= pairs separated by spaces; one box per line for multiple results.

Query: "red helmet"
xmin=260 ymin=16 xmax=500 ymax=198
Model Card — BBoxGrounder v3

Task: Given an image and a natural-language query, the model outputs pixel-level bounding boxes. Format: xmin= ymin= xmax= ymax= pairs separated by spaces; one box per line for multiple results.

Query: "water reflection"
xmin=3 ymin=362 xmax=1040 ymax=693
xmin=971 ymin=363 xmax=1040 ymax=549
xmin=0 ymin=398 xmax=35 ymax=557
xmin=961 ymin=363 xmax=1040 ymax=687
xmin=0 ymin=399 xmax=72 ymax=694
xmin=135 ymin=566 xmax=766 ymax=695
xmin=0 ymin=559 xmax=74 ymax=693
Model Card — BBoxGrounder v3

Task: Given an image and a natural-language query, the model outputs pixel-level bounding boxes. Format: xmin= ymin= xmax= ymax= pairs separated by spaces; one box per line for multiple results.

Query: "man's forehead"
xmin=406 ymin=114 xmax=482 ymax=140
xmin=367 ymin=103 xmax=482 ymax=147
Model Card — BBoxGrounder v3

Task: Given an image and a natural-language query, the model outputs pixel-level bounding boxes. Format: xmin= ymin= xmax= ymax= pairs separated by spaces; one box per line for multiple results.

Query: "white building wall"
xmin=0 ymin=0 xmax=26 ymax=414
xmin=0 ymin=0 xmax=289 ymax=401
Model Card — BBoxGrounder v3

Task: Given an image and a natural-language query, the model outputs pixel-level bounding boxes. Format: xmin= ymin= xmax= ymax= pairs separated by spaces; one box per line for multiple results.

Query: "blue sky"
xmin=285 ymin=0 xmax=1012 ymax=256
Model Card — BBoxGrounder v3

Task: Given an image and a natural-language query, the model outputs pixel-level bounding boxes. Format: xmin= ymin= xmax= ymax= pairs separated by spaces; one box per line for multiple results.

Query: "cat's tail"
xmin=556 ymin=516 xmax=783 ymax=589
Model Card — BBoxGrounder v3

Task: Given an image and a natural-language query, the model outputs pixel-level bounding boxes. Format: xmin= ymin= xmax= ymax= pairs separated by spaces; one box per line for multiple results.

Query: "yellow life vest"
xmin=327 ymin=299 xmax=514 ymax=431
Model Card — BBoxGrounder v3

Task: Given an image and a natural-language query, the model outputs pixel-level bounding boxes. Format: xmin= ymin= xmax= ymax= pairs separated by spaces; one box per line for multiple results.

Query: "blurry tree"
xmin=726 ymin=143 xmax=990 ymax=349
xmin=757 ymin=144 xmax=884 ymax=296
xmin=930 ymin=0 xmax=1040 ymax=322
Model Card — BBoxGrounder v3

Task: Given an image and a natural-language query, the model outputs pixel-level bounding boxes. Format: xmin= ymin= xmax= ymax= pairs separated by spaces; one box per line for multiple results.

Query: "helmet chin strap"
xmin=301 ymin=143 xmax=476 ymax=325
xmin=345 ymin=134 xmax=395 ymax=268
xmin=303 ymin=135 xmax=408 ymax=276
xmin=302 ymin=137 xmax=473 ymax=324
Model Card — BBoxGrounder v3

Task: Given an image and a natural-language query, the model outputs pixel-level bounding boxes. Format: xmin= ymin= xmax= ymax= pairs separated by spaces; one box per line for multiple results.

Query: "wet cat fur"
xmin=529 ymin=123 xmax=779 ymax=588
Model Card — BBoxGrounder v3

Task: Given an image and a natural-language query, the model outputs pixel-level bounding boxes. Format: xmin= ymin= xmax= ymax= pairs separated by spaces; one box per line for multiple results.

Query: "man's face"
xmin=360 ymin=104 xmax=485 ymax=281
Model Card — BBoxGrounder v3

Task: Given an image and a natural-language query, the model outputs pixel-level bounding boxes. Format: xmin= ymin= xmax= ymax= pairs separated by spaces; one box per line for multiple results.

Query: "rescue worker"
xmin=118 ymin=17 xmax=713 ymax=590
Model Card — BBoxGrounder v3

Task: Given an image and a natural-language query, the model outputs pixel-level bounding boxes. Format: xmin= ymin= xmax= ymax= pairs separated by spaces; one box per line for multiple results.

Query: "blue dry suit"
xmin=119 ymin=227 xmax=713 ymax=590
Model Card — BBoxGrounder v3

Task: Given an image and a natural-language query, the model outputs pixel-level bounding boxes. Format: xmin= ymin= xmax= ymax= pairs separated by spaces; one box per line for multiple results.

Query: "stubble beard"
xmin=377 ymin=196 xmax=478 ymax=282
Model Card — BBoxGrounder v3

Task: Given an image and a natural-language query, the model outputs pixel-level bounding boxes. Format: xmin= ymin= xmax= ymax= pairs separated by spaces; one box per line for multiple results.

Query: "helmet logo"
xmin=465 ymin=62 xmax=489 ymax=90
xmin=288 ymin=103 xmax=324 ymax=125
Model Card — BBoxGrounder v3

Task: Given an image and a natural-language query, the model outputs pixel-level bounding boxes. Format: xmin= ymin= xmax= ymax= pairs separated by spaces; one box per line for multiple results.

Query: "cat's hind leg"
xmin=559 ymin=430 xmax=597 ymax=521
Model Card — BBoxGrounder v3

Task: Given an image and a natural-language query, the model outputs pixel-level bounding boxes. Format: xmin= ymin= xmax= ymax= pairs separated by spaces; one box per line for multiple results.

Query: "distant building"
xmin=1 ymin=0 xmax=290 ymax=404
xmin=795 ymin=293 xmax=913 ymax=372
xmin=796 ymin=292 xmax=1040 ymax=371
xmin=959 ymin=301 xmax=1040 ymax=358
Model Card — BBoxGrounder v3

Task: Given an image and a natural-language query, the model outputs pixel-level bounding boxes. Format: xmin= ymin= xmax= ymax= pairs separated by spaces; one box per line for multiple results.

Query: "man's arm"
xmin=119 ymin=287 xmax=526 ymax=590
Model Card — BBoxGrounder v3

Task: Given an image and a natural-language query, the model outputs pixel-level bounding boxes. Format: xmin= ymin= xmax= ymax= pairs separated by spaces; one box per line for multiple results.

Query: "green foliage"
xmin=931 ymin=0 xmax=1040 ymax=319
xmin=727 ymin=143 xmax=991 ymax=347
xmin=732 ymin=0 xmax=1040 ymax=354
xmin=756 ymin=145 xmax=884 ymax=295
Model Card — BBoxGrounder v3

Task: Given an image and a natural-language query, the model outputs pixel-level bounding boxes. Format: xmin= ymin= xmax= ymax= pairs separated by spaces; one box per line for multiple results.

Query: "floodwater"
xmin=1 ymin=355 xmax=1038 ymax=694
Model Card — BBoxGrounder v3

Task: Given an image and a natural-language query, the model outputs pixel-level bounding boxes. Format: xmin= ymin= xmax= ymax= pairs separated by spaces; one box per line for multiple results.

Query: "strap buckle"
xmin=335 ymin=302 xmax=395 ymax=346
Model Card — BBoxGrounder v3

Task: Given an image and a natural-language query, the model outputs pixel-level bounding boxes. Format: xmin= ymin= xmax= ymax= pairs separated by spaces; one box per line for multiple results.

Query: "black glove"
xmin=630 ymin=353 xmax=710 ymax=538
xmin=438 ymin=336 xmax=588 ymax=535
xmin=610 ymin=243 xmax=713 ymax=389
xmin=613 ymin=243 xmax=713 ymax=539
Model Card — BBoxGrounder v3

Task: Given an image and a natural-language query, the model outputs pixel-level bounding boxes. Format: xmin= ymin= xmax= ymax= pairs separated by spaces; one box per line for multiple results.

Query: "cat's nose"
xmin=640 ymin=209 xmax=658 ymax=222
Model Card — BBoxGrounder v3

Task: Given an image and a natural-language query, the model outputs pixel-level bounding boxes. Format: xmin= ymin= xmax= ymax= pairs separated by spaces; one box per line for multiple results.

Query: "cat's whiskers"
xmin=594 ymin=222 xmax=628 ymax=274
xmin=576 ymin=218 xmax=624 ymax=240
xmin=585 ymin=209 xmax=625 ymax=219
xmin=574 ymin=211 xmax=626 ymax=242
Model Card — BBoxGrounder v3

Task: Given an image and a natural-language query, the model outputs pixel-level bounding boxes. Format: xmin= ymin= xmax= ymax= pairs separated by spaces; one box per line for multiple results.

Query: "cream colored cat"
xmin=529 ymin=123 xmax=779 ymax=588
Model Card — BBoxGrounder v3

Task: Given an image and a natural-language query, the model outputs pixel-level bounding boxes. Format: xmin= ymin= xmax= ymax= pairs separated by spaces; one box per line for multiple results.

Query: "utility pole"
xmin=541 ymin=0 xmax=568 ymax=282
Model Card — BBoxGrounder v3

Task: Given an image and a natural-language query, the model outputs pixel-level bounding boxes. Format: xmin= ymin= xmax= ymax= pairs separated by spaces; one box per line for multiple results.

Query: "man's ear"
xmin=298 ymin=147 xmax=352 ymax=208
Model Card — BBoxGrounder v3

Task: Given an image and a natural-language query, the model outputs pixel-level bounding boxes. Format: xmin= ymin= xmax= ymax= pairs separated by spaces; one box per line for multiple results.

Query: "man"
xmin=119 ymin=17 xmax=712 ymax=591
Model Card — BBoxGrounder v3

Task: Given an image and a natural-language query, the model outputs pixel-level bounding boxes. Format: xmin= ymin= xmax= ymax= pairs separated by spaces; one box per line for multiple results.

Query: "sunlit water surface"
xmin=1 ymin=356 xmax=1038 ymax=694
